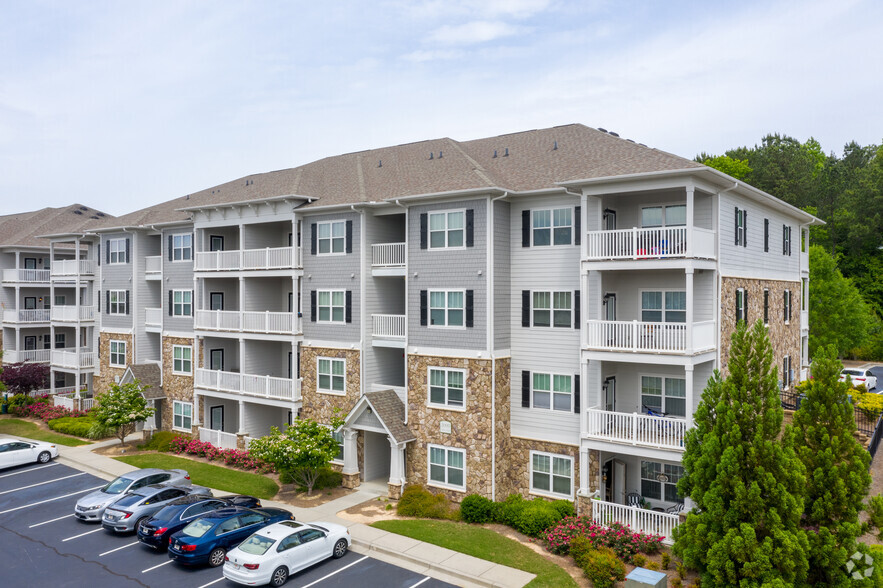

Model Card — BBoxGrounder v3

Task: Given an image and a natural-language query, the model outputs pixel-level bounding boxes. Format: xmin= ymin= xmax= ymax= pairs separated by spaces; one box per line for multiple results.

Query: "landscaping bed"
xmin=0 ymin=415 xmax=92 ymax=446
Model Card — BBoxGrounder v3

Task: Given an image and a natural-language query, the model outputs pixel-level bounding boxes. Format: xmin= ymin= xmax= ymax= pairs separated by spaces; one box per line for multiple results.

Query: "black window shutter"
xmin=310 ymin=290 xmax=316 ymax=322
xmin=743 ymin=211 xmax=747 ymax=247
xmin=734 ymin=207 xmax=739 ymax=245
xmin=168 ymin=290 xmax=173 ymax=316
xmin=574 ymin=290 xmax=580 ymax=328
xmin=745 ymin=290 xmax=749 ymax=323
xmin=465 ymin=209 xmax=474 ymax=247
xmin=521 ymin=371 xmax=531 ymax=408
xmin=784 ymin=292 xmax=788 ymax=321
xmin=97 ymin=290 xmax=100 ymax=312
xmin=783 ymin=225 xmax=787 ymax=255
xmin=420 ymin=290 xmax=427 ymax=326
xmin=345 ymin=290 xmax=352 ymax=323
xmin=106 ymin=241 xmax=110 ymax=264
xmin=764 ymin=219 xmax=769 ymax=252
xmin=125 ymin=238 xmax=131 ymax=263
xmin=125 ymin=290 xmax=130 ymax=315
xmin=788 ymin=228 xmax=792 ymax=256
xmin=345 ymin=220 xmax=353 ymax=254
xmin=168 ymin=235 xmax=173 ymax=261
xmin=574 ymin=206 xmax=581 ymax=245
xmin=97 ymin=243 xmax=100 ymax=266
xmin=420 ymin=214 xmax=428 ymax=249
xmin=521 ymin=290 xmax=530 ymax=327
xmin=106 ymin=291 xmax=110 ymax=314
xmin=522 ymin=210 xmax=531 ymax=247
xmin=310 ymin=223 xmax=317 ymax=255
xmin=465 ymin=290 xmax=474 ymax=328
xmin=574 ymin=375 xmax=580 ymax=413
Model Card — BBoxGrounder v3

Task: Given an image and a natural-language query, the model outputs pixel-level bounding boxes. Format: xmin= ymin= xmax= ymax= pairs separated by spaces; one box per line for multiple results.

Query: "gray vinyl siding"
xmin=595 ymin=270 xmax=688 ymax=322
xmin=101 ymin=232 xmax=134 ymax=330
xmin=241 ymin=340 xmax=291 ymax=378
xmin=408 ymin=198 xmax=487 ymax=350
xmin=694 ymin=270 xmax=715 ymax=322
xmin=693 ymin=193 xmax=713 ymax=230
xmin=201 ymin=226 xmax=239 ymax=251
xmin=242 ymin=221 xmax=292 ymax=249
xmin=693 ymin=361 xmax=714 ymax=414
xmin=718 ymin=193 xmax=801 ymax=279
xmin=302 ymin=211 xmax=361 ymax=342
xmin=601 ymin=189 xmax=685 ymax=230
xmin=202 ymin=337 xmax=239 ymax=371
xmin=242 ymin=277 xmax=292 ymax=312
xmin=135 ymin=232 xmax=162 ymax=363
xmin=163 ymin=227 xmax=195 ymax=332
xmin=241 ymin=402 xmax=290 ymax=437
xmin=509 ymin=195 xmax=581 ymax=445
xmin=493 ymin=200 xmax=510 ymax=350
xmin=202 ymin=278 xmax=239 ymax=310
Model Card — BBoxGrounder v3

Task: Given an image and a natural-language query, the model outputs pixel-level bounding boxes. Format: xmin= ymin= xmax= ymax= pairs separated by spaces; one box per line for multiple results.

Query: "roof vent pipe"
xmin=378 ymin=160 xmax=382 ymax=167
xmin=429 ymin=152 xmax=433 ymax=160
xmin=438 ymin=151 xmax=442 ymax=158
xmin=493 ymin=150 xmax=497 ymax=158
xmin=504 ymin=148 xmax=509 ymax=157
xmin=598 ymin=127 xmax=607 ymax=133
xmin=609 ymin=131 xmax=619 ymax=137
xmin=553 ymin=141 xmax=558 ymax=150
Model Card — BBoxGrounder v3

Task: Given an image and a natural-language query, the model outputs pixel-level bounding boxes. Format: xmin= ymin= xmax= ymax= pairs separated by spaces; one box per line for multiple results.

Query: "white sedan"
xmin=841 ymin=369 xmax=878 ymax=391
xmin=0 ymin=438 xmax=58 ymax=469
xmin=223 ymin=520 xmax=350 ymax=587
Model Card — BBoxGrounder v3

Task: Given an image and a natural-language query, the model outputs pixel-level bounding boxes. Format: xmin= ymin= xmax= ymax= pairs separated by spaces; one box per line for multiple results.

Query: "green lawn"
xmin=114 ymin=454 xmax=279 ymax=500
xmin=371 ymin=519 xmax=576 ymax=588
xmin=0 ymin=418 xmax=91 ymax=446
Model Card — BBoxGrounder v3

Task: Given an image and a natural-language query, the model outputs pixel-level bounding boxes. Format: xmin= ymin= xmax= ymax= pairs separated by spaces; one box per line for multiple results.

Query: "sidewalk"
xmin=50 ymin=434 xmax=535 ymax=588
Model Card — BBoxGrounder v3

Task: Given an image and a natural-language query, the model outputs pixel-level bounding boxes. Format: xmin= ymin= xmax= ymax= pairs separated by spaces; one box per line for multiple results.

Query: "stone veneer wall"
xmin=162 ymin=336 xmax=195 ymax=431
xmin=299 ymin=346 xmax=361 ymax=423
xmin=95 ymin=332 xmax=134 ymax=395
xmin=720 ymin=277 xmax=801 ymax=382
xmin=493 ymin=357 xmax=512 ymax=500
xmin=496 ymin=436 xmax=582 ymax=502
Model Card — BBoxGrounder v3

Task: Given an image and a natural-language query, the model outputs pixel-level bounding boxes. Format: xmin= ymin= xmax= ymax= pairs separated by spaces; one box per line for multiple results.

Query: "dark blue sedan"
xmin=167 ymin=506 xmax=294 ymax=567
xmin=138 ymin=495 xmax=261 ymax=550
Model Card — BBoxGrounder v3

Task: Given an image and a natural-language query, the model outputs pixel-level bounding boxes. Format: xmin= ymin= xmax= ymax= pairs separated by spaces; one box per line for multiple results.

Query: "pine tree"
xmin=673 ymin=321 xmax=809 ymax=586
xmin=792 ymin=345 xmax=872 ymax=587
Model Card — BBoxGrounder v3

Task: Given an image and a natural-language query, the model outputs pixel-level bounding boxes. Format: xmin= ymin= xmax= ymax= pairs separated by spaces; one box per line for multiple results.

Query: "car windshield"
xmin=182 ymin=519 xmax=214 ymax=538
xmin=238 ymin=534 xmax=275 ymax=555
xmin=102 ymin=477 xmax=134 ymax=494
xmin=114 ymin=494 xmax=144 ymax=507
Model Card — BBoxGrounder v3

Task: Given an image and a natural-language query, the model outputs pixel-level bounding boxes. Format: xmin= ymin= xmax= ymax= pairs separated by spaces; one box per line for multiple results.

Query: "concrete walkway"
xmin=37 ymin=434 xmax=535 ymax=588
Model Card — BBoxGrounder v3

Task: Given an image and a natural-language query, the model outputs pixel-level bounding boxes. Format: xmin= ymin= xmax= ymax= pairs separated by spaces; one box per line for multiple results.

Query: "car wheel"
xmin=208 ymin=547 xmax=226 ymax=568
xmin=135 ymin=517 xmax=149 ymax=534
xmin=37 ymin=451 xmax=51 ymax=464
xmin=332 ymin=539 xmax=348 ymax=559
xmin=269 ymin=566 xmax=288 ymax=587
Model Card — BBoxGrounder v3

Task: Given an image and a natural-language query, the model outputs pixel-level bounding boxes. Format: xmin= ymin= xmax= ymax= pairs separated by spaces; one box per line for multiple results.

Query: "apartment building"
xmin=23 ymin=125 xmax=816 ymax=536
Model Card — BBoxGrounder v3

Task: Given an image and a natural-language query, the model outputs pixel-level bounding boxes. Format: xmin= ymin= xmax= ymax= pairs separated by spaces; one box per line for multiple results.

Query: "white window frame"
xmin=108 ymin=238 xmax=127 ymax=264
xmin=531 ymin=208 xmax=573 ymax=246
xmin=640 ymin=460 xmax=684 ymax=504
xmin=427 ymin=444 xmax=466 ymax=491
xmin=640 ymin=289 xmax=686 ymax=323
xmin=317 ymin=357 xmax=346 ymax=395
xmin=172 ymin=290 xmax=193 ymax=317
xmin=428 ymin=209 xmax=466 ymax=250
xmin=783 ymin=355 xmax=792 ymax=389
xmin=109 ymin=340 xmax=126 ymax=368
xmin=173 ymin=400 xmax=193 ymax=432
xmin=735 ymin=288 xmax=746 ymax=323
xmin=640 ymin=374 xmax=687 ymax=418
xmin=108 ymin=290 xmax=127 ymax=315
xmin=428 ymin=289 xmax=465 ymax=328
xmin=531 ymin=290 xmax=572 ymax=329
xmin=531 ymin=372 xmax=573 ymax=412
xmin=54 ymin=333 xmax=66 ymax=349
xmin=640 ymin=203 xmax=686 ymax=228
xmin=316 ymin=220 xmax=346 ymax=255
xmin=172 ymin=234 xmax=193 ymax=262
xmin=783 ymin=225 xmax=792 ymax=256
xmin=735 ymin=208 xmax=746 ymax=246
xmin=172 ymin=345 xmax=192 ymax=375
xmin=530 ymin=451 xmax=573 ymax=499
xmin=317 ymin=290 xmax=345 ymax=323
xmin=427 ymin=367 xmax=466 ymax=410
xmin=784 ymin=290 xmax=792 ymax=323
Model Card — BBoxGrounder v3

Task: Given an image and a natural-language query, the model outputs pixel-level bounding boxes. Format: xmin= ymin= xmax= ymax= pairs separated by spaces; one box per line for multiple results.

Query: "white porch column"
xmin=685 ymin=364 xmax=695 ymax=426
xmin=342 ymin=429 xmax=359 ymax=476
xmin=578 ymin=445 xmax=591 ymax=497
xmin=145 ymin=400 xmax=157 ymax=430
xmin=237 ymin=399 xmax=247 ymax=434
xmin=388 ymin=435 xmax=406 ymax=487
xmin=193 ymin=391 xmax=202 ymax=426
xmin=685 ymin=268 xmax=694 ymax=352
xmin=685 ymin=185 xmax=694 ymax=258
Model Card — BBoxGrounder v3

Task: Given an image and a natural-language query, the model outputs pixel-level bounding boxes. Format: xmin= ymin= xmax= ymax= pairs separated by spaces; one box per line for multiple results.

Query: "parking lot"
xmin=0 ymin=461 xmax=456 ymax=588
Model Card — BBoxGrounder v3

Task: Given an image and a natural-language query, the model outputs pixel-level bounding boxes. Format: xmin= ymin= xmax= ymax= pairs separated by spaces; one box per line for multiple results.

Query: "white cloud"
xmin=428 ymin=20 xmax=525 ymax=45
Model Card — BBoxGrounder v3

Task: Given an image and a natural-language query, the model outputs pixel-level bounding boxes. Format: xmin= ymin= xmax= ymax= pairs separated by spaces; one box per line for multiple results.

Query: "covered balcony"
xmin=50 ymin=259 xmax=94 ymax=278
xmin=586 ymin=408 xmax=687 ymax=451
xmin=3 ymin=349 xmax=51 ymax=363
xmin=195 ymin=368 xmax=302 ymax=402
xmin=50 ymin=305 xmax=95 ymax=322
xmin=194 ymin=246 xmax=299 ymax=272
xmin=194 ymin=309 xmax=299 ymax=336
xmin=585 ymin=226 xmax=715 ymax=261
xmin=145 ymin=307 xmax=162 ymax=330
xmin=371 ymin=242 xmax=406 ymax=276
xmin=2 ymin=269 xmax=50 ymax=283
xmin=371 ymin=314 xmax=406 ymax=347
xmin=3 ymin=309 xmax=51 ymax=324
xmin=585 ymin=319 xmax=715 ymax=355
xmin=145 ymin=255 xmax=162 ymax=279
xmin=591 ymin=499 xmax=681 ymax=545
xmin=51 ymin=348 xmax=97 ymax=370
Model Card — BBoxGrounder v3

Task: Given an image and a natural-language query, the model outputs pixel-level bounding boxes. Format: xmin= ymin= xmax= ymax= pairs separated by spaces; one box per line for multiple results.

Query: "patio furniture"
xmin=666 ymin=502 xmax=685 ymax=515
xmin=626 ymin=492 xmax=643 ymax=507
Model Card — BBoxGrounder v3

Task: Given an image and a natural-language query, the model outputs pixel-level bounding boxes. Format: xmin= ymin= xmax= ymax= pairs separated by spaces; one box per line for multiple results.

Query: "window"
xmin=532 ymin=291 xmax=572 ymax=328
xmin=317 ymin=358 xmax=345 ymax=394
xmin=429 ymin=290 xmax=464 ymax=327
xmin=531 ymin=452 xmax=573 ymax=498
xmin=735 ymin=207 xmax=747 ymax=247
xmin=532 ymin=373 xmax=573 ymax=412
xmin=641 ymin=376 xmax=686 ymax=417
xmin=173 ymin=401 xmax=192 ymax=431
xmin=735 ymin=288 xmax=747 ymax=324
xmin=784 ymin=290 xmax=792 ymax=323
xmin=317 ymin=221 xmax=346 ymax=254
xmin=764 ymin=218 xmax=770 ymax=252
xmin=428 ymin=445 xmax=465 ymax=490
xmin=428 ymin=367 xmax=465 ymax=408
xmin=54 ymin=295 xmax=66 ymax=306
xmin=532 ymin=208 xmax=572 ymax=246
xmin=172 ymin=234 xmax=192 ymax=261
xmin=783 ymin=225 xmax=792 ymax=256
xmin=172 ymin=290 xmax=192 ymax=316
xmin=763 ymin=289 xmax=769 ymax=325
xmin=641 ymin=291 xmax=686 ymax=323
xmin=108 ymin=238 xmax=127 ymax=264
xmin=54 ymin=333 xmax=66 ymax=349
xmin=331 ymin=430 xmax=344 ymax=463
xmin=640 ymin=461 xmax=684 ymax=502
xmin=802 ymin=279 xmax=808 ymax=310
xmin=317 ymin=291 xmax=345 ymax=322
xmin=641 ymin=205 xmax=685 ymax=228
xmin=108 ymin=290 xmax=128 ymax=315
xmin=173 ymin=345 xmax=192 ymax=375
xmin=783 ymin=356 xmax=792 ymax=388
xmin=109 ymin=340 xmax=126 ymax=367
xmin=429 ymin=210 xmax=465 ymax=249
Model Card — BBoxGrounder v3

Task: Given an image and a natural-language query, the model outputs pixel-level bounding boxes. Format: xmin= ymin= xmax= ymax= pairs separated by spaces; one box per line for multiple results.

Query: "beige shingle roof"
xmin=0 ymin=204 xmax=113 ymax=248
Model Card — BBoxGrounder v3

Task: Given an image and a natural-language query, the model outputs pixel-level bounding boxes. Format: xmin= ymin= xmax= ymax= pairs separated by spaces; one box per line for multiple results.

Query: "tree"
xmin=674 ymin=321 xmax=808 ymax=586
xmin=791 ymin=345 xmax=871 ymax=587
xmin=248 ymin=416 xmax=344 ymax=495
xmin=698 ymin=154 xmax=752 ymax=180
xmin=0 ymin=362 xmax=49 ymax=394
xmin=89 ymin=381 xmax=154 ymax=446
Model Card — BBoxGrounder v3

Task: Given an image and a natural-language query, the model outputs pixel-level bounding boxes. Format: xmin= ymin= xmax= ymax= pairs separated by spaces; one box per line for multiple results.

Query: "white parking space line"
xmin=142 ymin=560 xmax=174 ymax=573
xmin=99 ymin=541 xmax=139 ymax=557
xmin=196 ymin=577 xmax=225 ymax=588
xmin=62 ymin=528 xmax=104 ymax=542
xmin=29 ymin=514 xmax=74 ymax=528
xmin=0 ymin=472 xmax=85 ymax=495
xmin=301 ymin=555 xmax=369 ymax=588
xmin=408 ymin=577 xmax=431 ymax=588
xmin=0 ymin=463 xmax=58 ymax=479
xmin=0 ymin=485 xmax=103 ymax=515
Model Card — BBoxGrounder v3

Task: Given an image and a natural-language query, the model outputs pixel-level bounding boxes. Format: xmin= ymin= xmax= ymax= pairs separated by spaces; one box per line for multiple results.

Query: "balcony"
xmin=586 ymin=407 xmax=687 ymax=452
xmin=194 ymin=310 xmax=299 ymax=336
xmin=3 ymin=309 xmax=51 ymax=324
xmin=145 ymin=256 xmax=162 ymax=279
xmin=194 ymin=247 xmax=299 ymax=272
xmin=145 ymin=307 xmax=162 ymax=330
xmin=584 ymin=226 xmax=715 ymax=261
xmin=3 ymin=349 xmax=51 ymax=363
xmin=2 ymin=269 xmax=50 ymax=283
xmin=372 ymin=314 xmax=406 ymax=348
xmin=585 ymin=320 xmax=715 ymax=355
xmin=371 ymin=243 xmax=406 ymax=276
xmin=50 ymin=260 xmax=94 ymax=278
xmin=51 ymin=348 xmax=97 ymax=370
xmin=50 ymin=305 xmax=95 ymax=322
xmin=196 ymin=368 xmax=302 ymax=402
xmin=591 ymin=499 xmax=680 ymax=545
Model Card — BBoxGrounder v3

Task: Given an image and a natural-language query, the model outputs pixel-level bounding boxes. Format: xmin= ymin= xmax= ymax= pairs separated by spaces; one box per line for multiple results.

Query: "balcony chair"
xmin=666 ymin=502 xmax=685 ymax=515
xmin=625 ymin=492 xmax=643 ymax=508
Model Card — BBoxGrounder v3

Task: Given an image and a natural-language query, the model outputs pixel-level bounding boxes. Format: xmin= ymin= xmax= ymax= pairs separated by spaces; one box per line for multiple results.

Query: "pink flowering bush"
xmin=540 ymin=515 xmax=664 ymax=563
xmin=12 ymin=400 xmax=88 ymax=422
xmin=170 ymin=437 xmax=274 ymax=474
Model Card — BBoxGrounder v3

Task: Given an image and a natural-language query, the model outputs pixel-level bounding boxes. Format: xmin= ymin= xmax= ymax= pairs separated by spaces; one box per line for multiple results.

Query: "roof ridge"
xmin=444 ymin=137 xmax=497 ymax=187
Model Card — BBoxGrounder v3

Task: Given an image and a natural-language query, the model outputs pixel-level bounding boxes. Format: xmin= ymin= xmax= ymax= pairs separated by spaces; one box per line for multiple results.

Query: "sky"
xmin=0 ymin=0 xmax=881 ymax=216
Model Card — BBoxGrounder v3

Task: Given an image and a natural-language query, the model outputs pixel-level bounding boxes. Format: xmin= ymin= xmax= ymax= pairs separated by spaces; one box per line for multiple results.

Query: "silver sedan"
xmin=75 ymin=467 xmax=191 ymax=522
xmin=102 ymin=484 xmax=211 ymax=533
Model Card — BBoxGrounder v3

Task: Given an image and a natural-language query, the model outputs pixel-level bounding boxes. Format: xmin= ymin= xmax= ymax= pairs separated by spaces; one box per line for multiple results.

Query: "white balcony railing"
xmin=2 ymin=269 xmax=50 ymax=282
xmin=51 ymin=349 xmax=97 ymax=370
xmin=372 ymin=314 xmax=406 ymax=339
xmin=198 ymin=427 xmax=239 ymax=450
xmin=195 ymin=247 xmax=299 ymax=271
xmin=2 ymin=349 xmax=51 ymax=363
xmin=586 ymin=407 xmax=687 ymax=451
xmin=3 ymin=309 xmax=51 ymax=323
xmin=195 ymin=310 xmax=298 ymax=335
xmin=50 ymin=259 xmax=94 ymax=277
xmin=372 ymin=242 xmax=406 ymax=267
xmin=145 ymin=256 xmax=162 ymax=274
xmin=196 ymin=368 xmax=302 ymax=402
xmin=145 ymin=307 xmax=162 ymax=327
xmin=585 ymin=226 xmax=715 ymax=261
xmin=53 ymin=395 xmax=75 ymax=411
xmin=585 ymin=320 xmax=715 ymax=354
xmin=592 ymin=499 xmax=680 ymax=545
xmin=800 ymin=310 xmax=808 ymax=331
xmin=51 ymin=305 xmax=95 ymax=322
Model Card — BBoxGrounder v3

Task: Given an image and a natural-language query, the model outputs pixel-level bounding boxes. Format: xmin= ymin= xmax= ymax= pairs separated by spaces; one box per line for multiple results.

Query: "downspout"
xmin=489 ymin=191 xmax=509 ymax=501
xmin=352 ymin=205 xmax=366 ymax=407
xmin=394 ymin=200 xmax=409 ymax=425
xmin=123 ymin=228 xmax=136 ymax=364
xmin=715 ymin=182 xmax=737 ymax=369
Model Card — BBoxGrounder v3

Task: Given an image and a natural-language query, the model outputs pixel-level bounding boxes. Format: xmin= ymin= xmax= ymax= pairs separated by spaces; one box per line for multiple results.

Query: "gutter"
xmin=488 ymin=192 xmax=508 ymax=501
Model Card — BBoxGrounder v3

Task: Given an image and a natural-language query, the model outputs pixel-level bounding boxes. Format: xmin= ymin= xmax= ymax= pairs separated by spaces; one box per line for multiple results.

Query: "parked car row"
xmin=72 ymin=467 xmax=351 ymax=587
